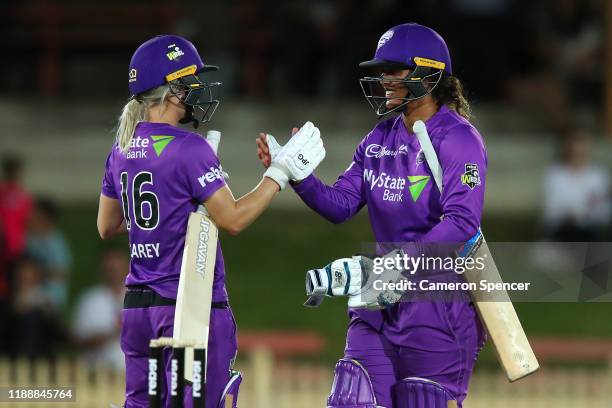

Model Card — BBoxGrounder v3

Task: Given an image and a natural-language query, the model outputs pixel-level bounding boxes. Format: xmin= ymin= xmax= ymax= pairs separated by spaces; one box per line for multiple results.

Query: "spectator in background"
xmin=12 ymin=256 xmax=62 ymax=358
xmin=505 ymin=0 xmax=602 ymax=131
xmin=26 ymin=197 xmax=72 ymax=312
xmin=0 ymin=154 xmax=32 ymax=355
xmin=542 ymin=129 xmax=610 ymax=241
xmin=72 ymin=249 xmax=127 ymax=371
xmin=0 ymin=155 xmax=32 ymax=290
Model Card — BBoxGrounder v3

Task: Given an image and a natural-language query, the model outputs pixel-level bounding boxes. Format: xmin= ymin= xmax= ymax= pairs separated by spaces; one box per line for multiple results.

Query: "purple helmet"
xmin=359 ymin=23 xmax=452 ymax=117
xmin=128 ymin=35 xmax=221 ymax=127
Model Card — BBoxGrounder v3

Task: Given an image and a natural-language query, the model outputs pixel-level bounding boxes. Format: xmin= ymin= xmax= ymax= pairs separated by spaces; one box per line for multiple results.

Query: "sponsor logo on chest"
xmin=365 ymin=143 xmax=408 ymax=159
xmin=364 ymin=169 xmax=405 ymax=202
xmin=363 ymin=169 xmax=431 ymax=203
xmin=125 ymin=136 xmax=149 ymax=159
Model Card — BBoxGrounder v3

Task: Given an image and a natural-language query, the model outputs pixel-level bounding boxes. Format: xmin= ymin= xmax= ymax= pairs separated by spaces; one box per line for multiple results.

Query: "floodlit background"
xmin=1 ymin=0 xmax=612 ymax=407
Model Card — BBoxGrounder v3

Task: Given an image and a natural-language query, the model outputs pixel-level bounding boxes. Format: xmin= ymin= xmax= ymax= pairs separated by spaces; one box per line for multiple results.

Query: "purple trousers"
xmin=345 ymin=300 xmax=486 ymax=408
xmin=121 ymin=302 xmax=237 ymax=408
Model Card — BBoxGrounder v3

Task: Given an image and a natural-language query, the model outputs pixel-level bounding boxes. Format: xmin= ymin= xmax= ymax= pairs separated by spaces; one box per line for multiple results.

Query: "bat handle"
xmin=206 ymin=130 xmax=221 ymax=154
xmin=196 ymin=205 xmax=210 ymax=216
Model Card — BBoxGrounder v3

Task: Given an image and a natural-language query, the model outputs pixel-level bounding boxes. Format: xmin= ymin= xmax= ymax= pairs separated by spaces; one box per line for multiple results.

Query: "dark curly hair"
xmin=431 ymin=74 xmax=472 ymax=120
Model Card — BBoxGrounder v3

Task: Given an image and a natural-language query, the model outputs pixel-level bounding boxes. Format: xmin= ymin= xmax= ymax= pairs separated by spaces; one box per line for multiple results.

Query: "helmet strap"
xmin=178 ymin=105 xmax=199 ymax=128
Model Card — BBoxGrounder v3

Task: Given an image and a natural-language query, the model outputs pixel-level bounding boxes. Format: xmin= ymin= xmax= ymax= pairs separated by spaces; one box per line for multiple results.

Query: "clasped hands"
xmin=256 ymin=122 xmax=325 ymax=190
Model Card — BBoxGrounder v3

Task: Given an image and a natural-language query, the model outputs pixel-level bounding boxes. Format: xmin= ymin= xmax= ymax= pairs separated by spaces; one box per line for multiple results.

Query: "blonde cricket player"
xmin=96 ymin=35 xmax=325 ymax=407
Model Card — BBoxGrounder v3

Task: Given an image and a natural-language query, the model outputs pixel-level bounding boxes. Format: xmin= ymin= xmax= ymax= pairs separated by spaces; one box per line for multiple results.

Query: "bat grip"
xmin=196 ymin=205 xmax=210 ymax=216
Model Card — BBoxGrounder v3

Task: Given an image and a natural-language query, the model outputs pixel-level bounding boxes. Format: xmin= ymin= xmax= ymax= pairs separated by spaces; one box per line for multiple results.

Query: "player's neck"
xmin=402 ymin=99 xmax=439 ymax=133
xmin=147 ymin=106 xmax=182 ymax=127
xmin=146 ymin=115 xmax=180 ymax=127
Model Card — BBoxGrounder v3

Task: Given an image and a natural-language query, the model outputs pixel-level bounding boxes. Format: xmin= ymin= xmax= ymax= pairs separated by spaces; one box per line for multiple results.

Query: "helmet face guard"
xmin=169 ymin=72 xmax=222 ymax=128
xmin=359 ymin=57 xmax=445 ymax=118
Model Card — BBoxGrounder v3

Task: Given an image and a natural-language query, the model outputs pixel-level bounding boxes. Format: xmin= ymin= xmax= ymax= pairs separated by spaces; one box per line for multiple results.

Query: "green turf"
xmin=60 ymin=205 xmax=612 ymax=363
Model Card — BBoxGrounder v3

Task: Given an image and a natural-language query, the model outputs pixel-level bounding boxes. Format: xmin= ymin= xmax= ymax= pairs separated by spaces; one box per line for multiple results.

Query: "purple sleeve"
xmin=101 ymin=149 xmax=117 ymax=199
xmin=179 ymin=134 xmax=226 ymax=202
xmin=291 ymin=142 xmax=366 ymax=224
xmin=421 ymin=125 xmax=487 ymax=244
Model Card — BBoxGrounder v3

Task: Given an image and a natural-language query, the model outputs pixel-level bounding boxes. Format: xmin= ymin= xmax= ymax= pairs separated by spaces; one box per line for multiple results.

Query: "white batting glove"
xmin=347 ymin=250 xmax=406 ymax=310
xmin=264 ymin=122 xmax=325 ymax=190
xmin=264 ymin=133 xmax=284 ymax=163
xmin=206 ymin=130 xmax=229 ymax=181
xmin=302 ymin=250 xmax=407 ymax=310
xmin=304 ymin=257 xmax=364 ymax=307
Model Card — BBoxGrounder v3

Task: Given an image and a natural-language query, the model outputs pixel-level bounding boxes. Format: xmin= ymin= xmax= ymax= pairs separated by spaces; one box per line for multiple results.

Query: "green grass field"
xmin=61 ymin=205 xmax=612 ymax=364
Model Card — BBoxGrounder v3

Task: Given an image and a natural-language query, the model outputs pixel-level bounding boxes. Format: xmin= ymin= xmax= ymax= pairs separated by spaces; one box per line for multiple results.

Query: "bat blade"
xmin=173 ymin=209 xmax=218 ymax=382
xmin=463 ymin=236 xmax=539 ymax=381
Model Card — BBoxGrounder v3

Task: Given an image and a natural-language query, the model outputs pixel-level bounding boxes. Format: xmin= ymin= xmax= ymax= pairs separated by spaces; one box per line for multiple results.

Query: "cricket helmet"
xmin=359 ymin=23 xmax=451 ymax=117
xmin=128 ymin=34 xmax=221 ymax=127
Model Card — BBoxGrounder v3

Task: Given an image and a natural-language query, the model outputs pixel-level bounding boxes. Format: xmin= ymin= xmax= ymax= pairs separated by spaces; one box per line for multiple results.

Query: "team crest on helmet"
xmin=166 ymin=44 xmax=185 ymax=61
xmin=128 ymin=69 xmax=137 ymax=83
xmin=377 ymin=30 xmax=394 ymax=49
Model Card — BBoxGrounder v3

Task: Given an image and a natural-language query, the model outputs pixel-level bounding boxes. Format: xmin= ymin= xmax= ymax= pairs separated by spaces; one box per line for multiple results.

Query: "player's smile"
xmin=381 ymin=69 xmax=410 ymax=109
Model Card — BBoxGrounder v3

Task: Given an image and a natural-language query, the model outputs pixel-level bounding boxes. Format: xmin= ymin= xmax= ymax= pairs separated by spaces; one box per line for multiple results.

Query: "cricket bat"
xmin=413 ymin=120 xmax=539 ymax=382
xmin=173 ymin=205 xmax=218 ymax=382
xmin=459 ymin=233 xmax=539 ymax=381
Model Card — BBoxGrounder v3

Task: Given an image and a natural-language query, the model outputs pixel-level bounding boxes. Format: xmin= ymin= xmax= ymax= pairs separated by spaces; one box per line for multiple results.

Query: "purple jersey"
xmin=292 ymin=105 xmax=487 ymax=329
xmin=293 ymin=105 xmax=486 ymax=243
xmin=101 ymin=122 xmax=228 ymax=301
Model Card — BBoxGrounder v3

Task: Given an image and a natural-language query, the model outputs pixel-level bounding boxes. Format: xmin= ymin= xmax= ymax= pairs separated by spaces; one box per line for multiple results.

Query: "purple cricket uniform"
xmin=101 ymin=122 xmax=237 ymax=408
xmin=292 ymin=106 xmax=487 ymax=407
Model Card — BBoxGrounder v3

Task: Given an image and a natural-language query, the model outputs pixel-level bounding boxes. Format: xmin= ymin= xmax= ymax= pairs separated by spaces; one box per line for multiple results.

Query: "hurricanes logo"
xmin=151 ymin=135 xmax=175 ymax=157
xmin=461 ymin=163 xmax=481 ymax=190
xmin=166 ymin=45 xmax=185 ymax=61
xmin=377 ymin=30 xmax=394 ymax=49
xmin=407 ymin=175 xmax=430 ymax=202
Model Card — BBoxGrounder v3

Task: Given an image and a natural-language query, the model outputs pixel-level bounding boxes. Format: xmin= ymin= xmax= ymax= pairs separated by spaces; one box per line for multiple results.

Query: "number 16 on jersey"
xmin=120 ymin=171 xmax=160 ymax=230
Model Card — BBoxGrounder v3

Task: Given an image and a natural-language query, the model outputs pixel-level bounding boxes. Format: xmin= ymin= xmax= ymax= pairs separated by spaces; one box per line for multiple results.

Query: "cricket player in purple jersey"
xmin=96 ymin=35 xmax=325 ymax=408
xmin=257 ymin=23 xmax=487 ymax=407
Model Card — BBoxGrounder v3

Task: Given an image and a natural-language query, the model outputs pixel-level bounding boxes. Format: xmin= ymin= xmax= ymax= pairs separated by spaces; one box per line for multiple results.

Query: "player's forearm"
xmin=422 ymin=212 xmax=479 ymax=244
xmin=213 ymin=178 xmax=279 ymax=235
xmin=97 ymin=195 xmax=128 ymax=240
xmin=292 ymin=174 xmax=360 ymax=224
xmin=231 ymin=177 xmax=280 ymax=233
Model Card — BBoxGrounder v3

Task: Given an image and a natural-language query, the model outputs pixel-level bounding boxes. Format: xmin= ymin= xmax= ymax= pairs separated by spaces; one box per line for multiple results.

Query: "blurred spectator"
xmin=26 ymin=198 xmax=72 ymax=312
xmin=505 ymin=0 xmax=602 ymax=130
xmin=0 ymin=154 xmax=32 ymax=354
xmin=2 ymin=0 xmax=604 ymax=115
xmin=12 ymin=256 xmax=63 ymax=358
xmin=447 ymin=0 xmax=514 ymax=99
xmin=0 ymin=155 xmax=32 ymax=291
xmin=542 ymin=130 xmax=610 ymax=241
xmin=72 ymin=249 xmax=127 ymax=371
